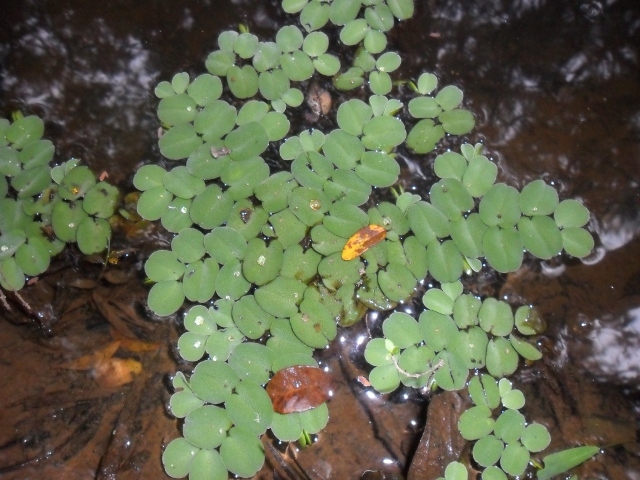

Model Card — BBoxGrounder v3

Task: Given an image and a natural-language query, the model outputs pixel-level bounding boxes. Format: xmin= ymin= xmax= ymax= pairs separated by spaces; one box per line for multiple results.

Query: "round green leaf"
xmin=288 ymin=186 xmax=331 ymax=226
xmin=378 ymin=262 xmax=416 ymax=302
xmin=561 ymin=227 xmax=594 ymax=257
xmin=322 ymin=129 xmax=364 ymax=170
xmin=468 ymin=374 xmax=501 ymax=409
xmin=215 ymin=259 xmax=250 ymax=301
xmin=406 ymin=119 xmax=445 ymax=154
xmin=462 ymin=155 xmax=497 ymax=197
xmin=253 ymin=41 xmax=282 ymax=72
xmin=430 ymin=178 xmax=474 ymax=221
xmin=158 ymin=93 xmax=198 ymax=125
xmin=519 ymin=179 xmax=559 ymax=216
xmin=163 ymin=165 xmax=205 ymax=199
xmin=333 ymin=66 xmax=365 ymax=90
xmin=194 ymin=100 xmax=237 ymax=141
xmin=300 ymin=0 xmax=331 ymax=31
xmin=495 ymin=409 xmax=526 ymax=444
xmin=0 ymin=257 xmax=25 ymax=291
xmin=457 ymin=405 xmax=495 ymax=441
xmin=190 ymin=360 xmax=240 ymax=405
xmin=204 ymin=227 xmax=247 ymax=264
xmin=162 ymin=438 xmax=199 ymax=479
xmin=224 ymin=122 xmax=270 ymax=162
xmin=337 ymin=99 xmax=373 ymax=136
xmin=409 ymin=97 xmax=442 ymax=120
xmin=258 ymin=69 xmax=290 ymax=101
xmin=426 ymin=239 xmax=464 ymax=284
xmin=159 ymin=124 xmax=203 ymax=160
xmin=76 ymin=217 xmax=110 ymax=254
xmin=324 ymin=168 xmax=372 ymax=205
xmin=387 ymin=0 xmax=414 ymax=19
xmin=169 ymin=390 xmax=205 ymax=419
xmin=6 ymin=115 xmax=44 ymax=149
xmin=233 ymin=32 xmax=259 ymax=59
xmin=329 ymin=0 xmax=362 ymax=25
xmin=382 ymin=312 xmax=421 ymax=348
xmin=449 ymin=213 xmax=487 ymax=259
xmin=369 ymin=363 xmax=401 ymax=394
xmin=478 ymin=298 xmax=514 ymax=337
xmin=340 ymin=18 xmax=369 ymax=46
xmin=220 ymin=427 xmax=264 ymax=478
xmin=58 ymin=165 xmax=96 ymax=200
xmin=365 ymin=3 xmax=395 ymax=31
xmin=254 ymin=276 xmax=306 ymax=318
xmin=187 ymin=73 xmax=223 ymax=107
xmin=82 ymin=182 xmax=119 ymax=218
xmin=479 ymin=183 xmax=521 ymax=228
xmin=518 ymin=215 xmax=563 ymax=259
xmin=225 ymin=381 xmax=273 ymax=436
xmin=473 ymin=435 xmax=505 ymax=468
xmin=148 ymin=280 xmax=185 ymax=316
xmin=554 ymin=199 xmax=590 ymax=228
xmin=433 ymin=350 xmax=468 ymax=391
xmin=276 ymin=25 xmax=304 ymax=52
xmin=18 ymin=139 xmax=54 ymax=169
xmin=435 ymin=85 xmax=463 ymax=111
xmin=482 ymin=225 xmax=523 ymax=273
xmin=190 ymin=185 xmax=233 ymax=229
xmin=177 ymin=332 xmax=208 ymax=362
xmin=361 ymin=115 xmax=406 ymax=151
xmin=500 ymin=442 xmax=530 ymax=477
xmin=439 ymin=109 xmax=475 ymax=135
xmin=15 ymin=238 xmax=50 ymax=277
xmin=313 ymin=53 xmax=341 ymax=76
xmin=188 ymin=448 xmax=227 ymax=480
xmin=521 ymin=423 xmax=551 ymax=453
xmin=183 ymin=259 xmax=219 ymax=303
xmin=375 ymin=52 xmax=401 ymax=72
xmin=406 ymin=201 xmax=451 ymax=246
xmin=419 ymin=310 xmax=457 ymax=352
xmin=356 ymin=152 xmax=400 ymax=187
xmin=485 ymin=337 xmax=519 ymax=378
xmin=227 ymin=65 xmax=259 ymax=99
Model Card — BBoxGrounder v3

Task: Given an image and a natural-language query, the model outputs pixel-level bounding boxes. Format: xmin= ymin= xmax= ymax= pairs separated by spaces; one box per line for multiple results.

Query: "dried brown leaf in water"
xmin=93 ymin=358 xmax=142 ymax=388
xmin=266 ymin=366 xmax=334 ymax=414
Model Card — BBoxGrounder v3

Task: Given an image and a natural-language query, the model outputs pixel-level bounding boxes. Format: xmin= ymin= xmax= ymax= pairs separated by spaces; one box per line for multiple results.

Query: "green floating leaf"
xmin=76 ymin=217 xmax=110 ymax=254
xmin=162 ymin=437 xmax=199 ymax=479
xmin=434 ymin=350 xmax=468 ymax=391
xmin=361 ymin=115 xmax=406 ymax=151
xmin=509 ymin=334 xmax=542 ymax=361
xmin=378 ymin=262 xmax=416 ymax=302
xmin=225 ymin=380 xmax=273 ymax=436
xmin=187 ymin=73 xmax=223 ymax=107
xmin=499 ymin=442 xmax=530 ymax=477
xmin=291 ymin=298 xmax=337 ymax=348
xmin=157 ymin=93 xmax=198 ymax=126
xmin=0 ymin=257 xmax=25 ymax=292
xmin=184 ymin=305 xmax=218 ymax=335
xmin=365 ymin=3 xmax=394 ymax=30
xmin=6 ymin=115 xmax=44 ymax=149
xmin=554 ymin=199 xmax=590 ymax=228
xmin=333 ymin=66 xmax=365 ymax=90
xmin=83 ymin=182 xmax=119 ymax=218
xmin=164 ymin=165 xmax=205 ymax=199
xmin=194 ymin=100 xmax=237 ymax=141
xmin=518 ymin=215 xmax=563 ymax=260
xmin=561 ymin=227 xmax=594 ymax=258
xmin=430 ymin=178 xmax=474 ymax=221
xmin=215 ymin=259 xmax=250 ymax=301
xmin=255 ymin=171 xmax=298 ymax=214
xmin=15 ymin=237 xmax=50 ymax=277
xmin=409 ymin=97 xmax=443 ymax=120
xmin=485 ymin=337 xmax=519 ymax=378
xmin=11 ymin=165 xmax=52 ymax=199
xmin=300 ymin=0 xmax=330 ymax=31
xmin=159 ymin=124 xmax=203 ymax=160
xmin=369 ymin=363 xmax=401 ymax=394
xmin=227 ymin=65 xmax=259 ymax=99
xmin=473 ymin=434 xmax=504 ymax=468
xmin=169 ymin=390 xmax=204 ymax=419
xmin=171 ymin=72 xmax=190 ymax=94
xmin=501 ymin=388 xmax=525 ymax=410
xmin=478 ymin=298 xmax=514 ymax=337
xmin=375 ymin=51 xmax=401 ymax=72
xmin=383 ymin=312 xmax=421 ymax=348
xmin=482 ymin=226 xmax=523 ymax=274
xmin=419 ymin=310 xmax=457 ymax=352
xmin=288 ymin=186 xmax=331 ymax=226
xmin=356 ymin=151 xmax=400 ymax=188
xmin=258 ymin=68 xmax=290 ymax=101
xmin=514 ymin=305 xmax=544 ymax=335
xmin=313 ymin=53 xmax=341 ymax=76
xmin=462 ymin=155 xmax=497 ymax=197
xmin=521 ymin=423 xmax=551 ymax=453
xmin=225 ymin=122 xmax=270 ymax=161
xmin=468 ymin=374 xmax=500 ymax=409
xmin=458 ymin=405 xmax=495 ymax=440
xmin=494 ymin=409 xmax=526 ymax=444
xmin=435 ymin=85 xmax=463 ymax=111
xmin=58 ymin=165 xmax=96 ymax=201
xmin=18 ymin=139 xmax=54 ymax=169
xmin=183 ymin=259 xmax=218 ymax=303
xmin=190 ymin=360 xmax=240 ymax=404
xmin=161 ymin=197 xmax=193 ymax=233
xmin=177 ymin=332 xmax=208 ymax=362
xmin=439 ymin=109 xmax=475 ymax=135
xmin=387 ymin=0 xmax=415 ymax=20
xmin=426 ymin=239 xmax=464 ymax=284
xmin=329 ymin=0 xmax=362 ymax=25
xmin=242 ymin=238 xmax=283 ymax=286
xmin=188 ymin=448 xmax=227 ymax=480
xmin=148 ymin=280 xmax=185 ymax=316
xmin=340 ymin=18 xmax=369 ymax=46
xmin=190 ymin=185 xmax=233 ymax=230
xmin=254 ymin=276 xmax=306 ymax=318
xmin=406 ymin=119 xmax=445 ymax=154
xmin=519 ymin=179 xmax=559 ymax=216
xmin=233 ymin=32 xmax=259 ymax=59
xmin=221 ymin=156 xmax=270 ymax=200
xmin=479 ymin=183 xmax=521 ymax=228
xmin=219 ymin=427 xmax=265 ymax=478
xmin=325 ymin=168 xmax=372 ymax=205
xmin=337 ymin=99 xmax=373 ymax=136
xmin=323 ymin=129 xmax=364 ymax=170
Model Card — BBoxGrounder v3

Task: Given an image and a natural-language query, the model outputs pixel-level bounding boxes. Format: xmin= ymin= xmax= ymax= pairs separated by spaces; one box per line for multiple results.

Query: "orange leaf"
xmin=266 ymin=366 xmax=334 ymax=414
xmin=93 ymin=358 xmax=142 ymax=388
xmin=341 ymin=224 xmax=387 ymax=261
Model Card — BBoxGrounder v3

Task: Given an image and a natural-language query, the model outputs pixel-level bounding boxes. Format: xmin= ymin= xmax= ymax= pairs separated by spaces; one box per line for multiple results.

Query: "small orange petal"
xmin=341 ymin=225 xmax=387 ymax=261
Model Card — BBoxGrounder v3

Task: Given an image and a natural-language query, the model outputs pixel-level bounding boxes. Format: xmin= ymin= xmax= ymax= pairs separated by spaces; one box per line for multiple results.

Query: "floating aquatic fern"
xmin=131 ymin=0 xmax=597 ymax=479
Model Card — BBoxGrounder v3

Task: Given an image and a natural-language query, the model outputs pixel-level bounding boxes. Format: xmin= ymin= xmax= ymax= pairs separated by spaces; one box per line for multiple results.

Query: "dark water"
xmin=1 ymin=0 xmax=639 ymax=479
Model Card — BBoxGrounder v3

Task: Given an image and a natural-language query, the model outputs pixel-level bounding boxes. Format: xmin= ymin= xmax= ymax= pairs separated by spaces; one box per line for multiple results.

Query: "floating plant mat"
xmin=2 ymin=0 xmax=640 ymax=479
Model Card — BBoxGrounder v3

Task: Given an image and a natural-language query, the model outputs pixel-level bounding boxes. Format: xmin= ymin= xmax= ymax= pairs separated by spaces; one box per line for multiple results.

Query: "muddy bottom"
xmin=1 ymin=1 xmax=640 ymax=479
